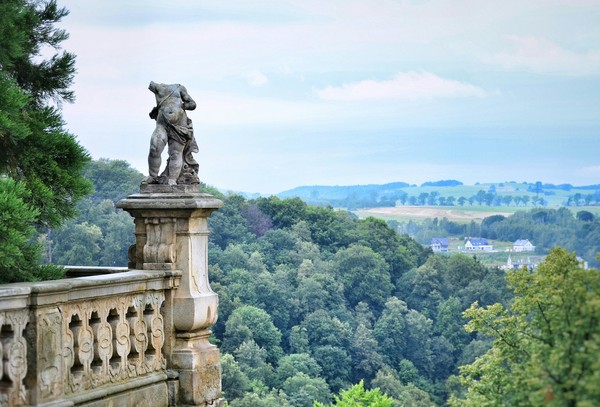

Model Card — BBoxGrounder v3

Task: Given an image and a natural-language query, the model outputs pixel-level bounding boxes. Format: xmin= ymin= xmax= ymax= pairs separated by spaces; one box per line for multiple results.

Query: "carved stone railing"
xmin=0 ymin=269 xmax=178 ymax=406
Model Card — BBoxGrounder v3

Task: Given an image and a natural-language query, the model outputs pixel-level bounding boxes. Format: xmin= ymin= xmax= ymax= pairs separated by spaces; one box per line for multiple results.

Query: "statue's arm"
xmin=180 ymin=86 xmax=197 ymax=111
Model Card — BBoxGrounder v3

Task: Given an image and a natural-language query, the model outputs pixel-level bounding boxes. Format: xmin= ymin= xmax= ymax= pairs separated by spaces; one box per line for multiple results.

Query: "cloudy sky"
xmin=57 ymin=0 xmax=600 ymax=194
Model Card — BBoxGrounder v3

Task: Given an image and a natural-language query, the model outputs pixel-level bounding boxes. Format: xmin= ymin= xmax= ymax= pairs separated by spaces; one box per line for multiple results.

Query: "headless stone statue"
xmin=143 ymin=81 xmax=200 ymax=186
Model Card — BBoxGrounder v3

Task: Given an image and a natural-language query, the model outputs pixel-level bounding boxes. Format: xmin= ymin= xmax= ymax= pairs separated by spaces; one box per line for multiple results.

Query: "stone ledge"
xmin=27 ymin=270 xmax=181 ymax=305
xmin=117 ymin=191 xmax=223 ymax=211
xmin=65 ymin=372 xmax=169 ymax=406
xmin=140 ymin=183 xmax=201 ymax=194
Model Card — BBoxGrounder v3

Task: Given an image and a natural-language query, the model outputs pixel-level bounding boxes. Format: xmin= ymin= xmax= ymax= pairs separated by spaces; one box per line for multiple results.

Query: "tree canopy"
xmin=450 ymin=248 xmax=600 ymax=406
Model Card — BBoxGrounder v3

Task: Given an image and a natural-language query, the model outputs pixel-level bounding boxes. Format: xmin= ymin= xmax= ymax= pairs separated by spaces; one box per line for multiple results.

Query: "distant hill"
xmin=278 ymin=182 xmax=411 ymax=208
xmin=420 ymin=180 xmax=463 ymax=187
xmin=276 ymin=180 xmax=600 ymax=209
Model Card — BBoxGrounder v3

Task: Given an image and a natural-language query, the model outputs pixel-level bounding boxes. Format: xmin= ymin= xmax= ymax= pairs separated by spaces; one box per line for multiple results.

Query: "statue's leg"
xmin=148 ymin=127 xmax=168 ymax=178
xmin=166 ymin=140 xmax=185 ymax=185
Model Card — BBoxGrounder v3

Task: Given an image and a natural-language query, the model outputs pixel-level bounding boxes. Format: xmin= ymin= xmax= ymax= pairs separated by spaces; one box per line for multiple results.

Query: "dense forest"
xmin=42 ymin=159 xmax=600 ymax=406
xmin=205 ymin=193 xmax=513 ymax=406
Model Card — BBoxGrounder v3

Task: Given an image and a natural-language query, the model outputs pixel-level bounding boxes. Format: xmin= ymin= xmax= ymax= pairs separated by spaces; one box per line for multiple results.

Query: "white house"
xmin=430 ymin=237 xmax=449 ymax=252
xmin=513 ymin=239 xmax=535 ymax=252
xmin=465 ymin=237 xmax=493 ymax=251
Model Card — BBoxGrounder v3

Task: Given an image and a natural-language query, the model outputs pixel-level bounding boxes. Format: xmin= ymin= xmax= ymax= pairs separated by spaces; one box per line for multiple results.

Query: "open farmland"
xmin=354 ymin=205 xmax=517 ymax=223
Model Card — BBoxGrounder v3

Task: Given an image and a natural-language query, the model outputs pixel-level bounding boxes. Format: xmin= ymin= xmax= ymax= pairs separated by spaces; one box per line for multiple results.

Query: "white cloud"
xmin=243 ymin=70 xmax=268 ymax=87
xmin=485 ymin=35 xmax=600 ymax=75
xmin=317 ymin=71 xmax=487 ymax=101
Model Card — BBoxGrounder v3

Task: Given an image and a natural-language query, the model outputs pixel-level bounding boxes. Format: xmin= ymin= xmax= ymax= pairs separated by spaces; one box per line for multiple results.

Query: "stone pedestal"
xmin=117 ymin=184 xmax=223 ymax=406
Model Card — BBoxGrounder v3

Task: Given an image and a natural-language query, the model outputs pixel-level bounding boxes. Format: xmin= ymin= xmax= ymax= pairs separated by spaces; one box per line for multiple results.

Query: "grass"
xmin=354 ymin=205 xmax=600 ymax=225
xmin=354 ymin=205 xmax=518 ymax=224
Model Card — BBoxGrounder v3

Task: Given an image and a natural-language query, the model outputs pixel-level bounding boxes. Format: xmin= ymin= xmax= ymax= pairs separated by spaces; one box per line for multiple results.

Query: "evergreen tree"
xmin=0 ymin=0 xmax=91 ymax=281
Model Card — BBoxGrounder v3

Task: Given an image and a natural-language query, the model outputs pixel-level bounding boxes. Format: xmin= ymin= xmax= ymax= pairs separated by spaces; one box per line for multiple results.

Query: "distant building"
xmin=465 ymin=237 xmax=493 ymax=251
xmin=513 ymin=239 xmax=535 ymax=252
xmin=431 ymin=237 xmax=449 ymax=252
xmin=502 ymin=255 xmax=540 ymax=270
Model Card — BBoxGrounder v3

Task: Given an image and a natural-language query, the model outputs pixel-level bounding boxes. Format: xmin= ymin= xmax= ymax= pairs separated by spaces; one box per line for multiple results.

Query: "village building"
xmin=513 ymin=239 xmax=535 ymax=252
xmin=430 ymin=237 xmax=449 ymax=252
xmin=465 ymin=237 xmax=493 ymax=251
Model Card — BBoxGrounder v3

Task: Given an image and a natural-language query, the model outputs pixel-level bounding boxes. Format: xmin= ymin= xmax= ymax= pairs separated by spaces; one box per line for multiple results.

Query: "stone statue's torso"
xmin=153 ymin=84 xmax=187 ymax=126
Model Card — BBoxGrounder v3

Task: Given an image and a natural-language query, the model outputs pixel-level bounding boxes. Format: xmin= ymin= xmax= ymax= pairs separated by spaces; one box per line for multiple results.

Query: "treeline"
xmin=391 ymin=208 xmax=600 ymax=267
xmin=397 ymin=190 xmax=544 ymax=207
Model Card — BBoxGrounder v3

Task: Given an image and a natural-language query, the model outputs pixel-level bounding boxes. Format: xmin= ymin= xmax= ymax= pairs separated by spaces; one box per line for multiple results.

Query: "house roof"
xmin=466 ymin=238 xmax=490 ymax=246
xmin=514 ymin=239 xmax=531 ymax=246
xmin=431 ymin=237 xmax=448 ymax=247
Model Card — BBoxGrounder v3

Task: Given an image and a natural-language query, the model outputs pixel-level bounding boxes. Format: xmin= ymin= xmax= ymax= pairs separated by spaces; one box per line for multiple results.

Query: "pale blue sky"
xmin=58 ymin=0 xmax=600 ymax=194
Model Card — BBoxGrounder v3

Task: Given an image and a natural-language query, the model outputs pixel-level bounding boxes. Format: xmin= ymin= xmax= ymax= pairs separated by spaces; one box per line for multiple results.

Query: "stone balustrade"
xmin=0 ymin=269 xmax=179 ymax=406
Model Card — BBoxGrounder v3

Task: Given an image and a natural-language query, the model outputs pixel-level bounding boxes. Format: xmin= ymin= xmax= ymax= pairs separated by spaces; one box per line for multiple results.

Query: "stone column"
xmin=118 ymin=184 xmax=223 ymax=406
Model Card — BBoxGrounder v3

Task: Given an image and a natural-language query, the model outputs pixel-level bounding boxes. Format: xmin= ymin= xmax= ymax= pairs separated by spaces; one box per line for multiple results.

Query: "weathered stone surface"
xmin=140 ymin=183 xmax=202 ymax=194
xmin=70 ymin=374 xmax=169 ymax=407
xmin=171 ymin=330 xmax=221 ymax=406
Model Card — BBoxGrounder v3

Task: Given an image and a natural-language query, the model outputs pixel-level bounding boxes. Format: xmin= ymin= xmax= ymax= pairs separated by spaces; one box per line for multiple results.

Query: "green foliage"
xmin=221 ymin=353 xmax=251 ymax=400
xmin=333 ymin=245 xmax=393 ymax=312
xmin=51 ymin=220 xmax=102 ymax=265
xmin=82 ymin=159 xmax=143 ymax=203
xmin=203 ymin=192 xmax=516 ymax=404
xmin=0 ymin=178 xmax=66 ymax=282
xmin=45 ymin=159 xmax=142 ymax=266
xmin=40 ymin=159 xmax=523 ymax=405
xmin=223 ymin=305 xmax=283 ymax=363
xmin=227 ymin=388 xmax=292 ymax=407
xmin=0 ymin=178 xmax=39 ymax=282
xmin=314 ymin=380 xmax=394 ymax=407
xmin=0 ymin=0 xmax=91 ymax=281
xmin=450 ymin=248 xmax=600 ymax=406
xmin=371 ymin=368 xmax=434 ymax=407
xmin=275 ymin=353 xmax=323 ymax=387
xmin=283 ymin=372 xmax=331 ymax=407
xmin=0 ymin=0 xmax=91 ymax=228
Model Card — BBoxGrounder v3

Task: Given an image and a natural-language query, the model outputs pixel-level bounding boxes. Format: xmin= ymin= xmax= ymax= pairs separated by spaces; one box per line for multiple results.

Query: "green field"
xmin=355 ymin=204 xmax=600 ymax=224
xmin=354 ymin=205 xmax=518 ymax=224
